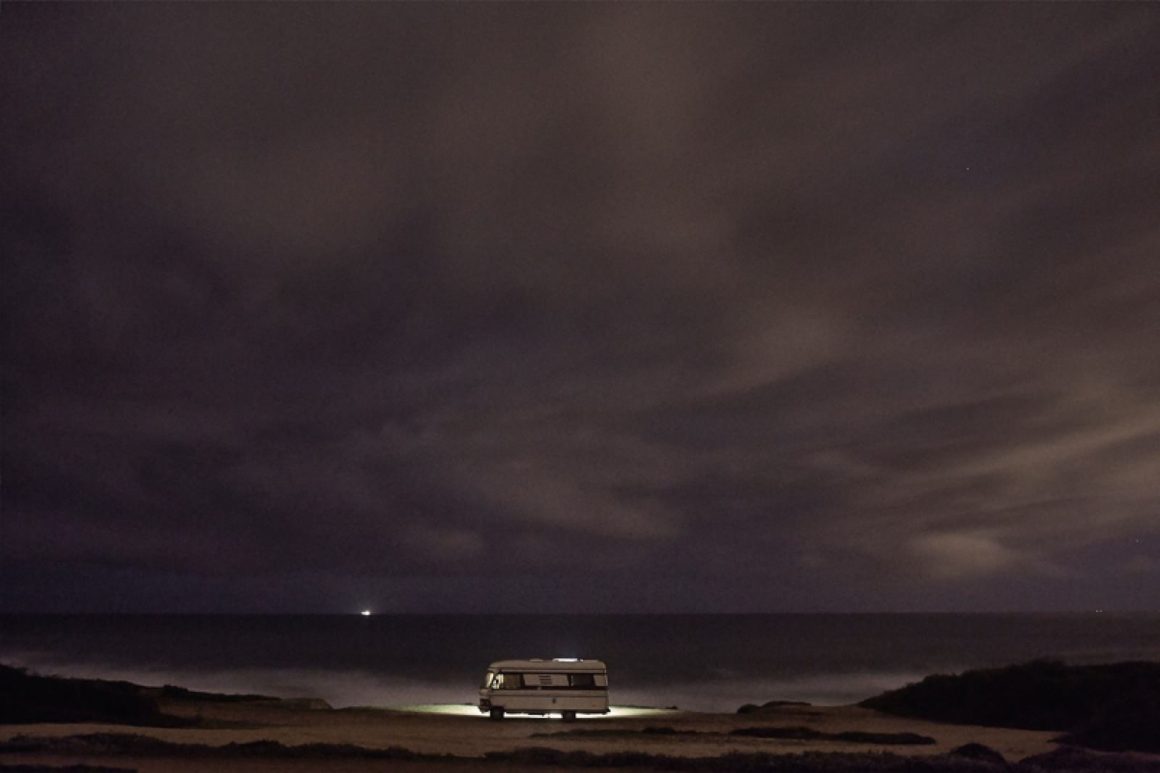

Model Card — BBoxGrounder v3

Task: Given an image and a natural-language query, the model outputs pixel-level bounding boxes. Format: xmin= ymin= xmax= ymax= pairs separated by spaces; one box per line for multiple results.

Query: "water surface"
xmin=2 ymin=613 xmax=1156 ymax=712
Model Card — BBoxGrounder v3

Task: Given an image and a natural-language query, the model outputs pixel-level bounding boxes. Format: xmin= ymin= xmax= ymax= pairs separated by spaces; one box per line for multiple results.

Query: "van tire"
xmin=562 ymin=711 xmax=577 ymax=722
xmin=489 ymin=707 xmax=504 ymax=720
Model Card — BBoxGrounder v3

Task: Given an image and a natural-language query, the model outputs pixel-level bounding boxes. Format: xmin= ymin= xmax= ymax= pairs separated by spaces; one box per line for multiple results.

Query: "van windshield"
xmin=481 ymin=670 xmax=495 ymax=688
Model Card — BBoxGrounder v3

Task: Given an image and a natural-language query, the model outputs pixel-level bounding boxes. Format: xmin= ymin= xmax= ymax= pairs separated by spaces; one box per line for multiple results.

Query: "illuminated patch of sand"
xmin=394 ymin=704 xmax=680 ymax=719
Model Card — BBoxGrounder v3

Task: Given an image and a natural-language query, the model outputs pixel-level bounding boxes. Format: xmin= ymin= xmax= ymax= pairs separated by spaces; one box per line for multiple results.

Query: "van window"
xmin=569 ymin=673 xmax=597 ymax=688
xmin=498 ymin=672 xmax=523 ymax=690
xmin=481 ymin=670 xmax=496 ymax=688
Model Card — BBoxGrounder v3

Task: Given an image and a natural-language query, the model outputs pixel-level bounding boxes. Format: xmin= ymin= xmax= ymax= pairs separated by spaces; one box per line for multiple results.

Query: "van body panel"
xmin=478 ymin=658 xmax=609 ymax=717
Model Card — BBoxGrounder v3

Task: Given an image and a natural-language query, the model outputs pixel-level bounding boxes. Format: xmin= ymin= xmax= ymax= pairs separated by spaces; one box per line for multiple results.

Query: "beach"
xmin=4 ymin=622 xmax=1160 ymax=772
xmin=0 ymin=690 xmax=1069 ymax=773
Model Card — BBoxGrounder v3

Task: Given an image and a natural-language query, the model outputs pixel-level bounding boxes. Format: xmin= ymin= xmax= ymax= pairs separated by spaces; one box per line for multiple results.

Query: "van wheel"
xmin=489 ymin=707 xmax=504 ymax=720
xmin=562 ymin=711 xmax=577 ymax=722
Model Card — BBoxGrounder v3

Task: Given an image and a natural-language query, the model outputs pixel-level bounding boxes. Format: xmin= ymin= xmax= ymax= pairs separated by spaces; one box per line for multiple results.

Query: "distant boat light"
xmin=361 ymin=610 xmax=372 ymax=616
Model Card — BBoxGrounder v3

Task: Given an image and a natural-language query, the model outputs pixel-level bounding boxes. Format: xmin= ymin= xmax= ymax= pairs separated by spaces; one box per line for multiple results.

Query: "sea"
xmin=2 ymin=614 xmax=1158 ymax=713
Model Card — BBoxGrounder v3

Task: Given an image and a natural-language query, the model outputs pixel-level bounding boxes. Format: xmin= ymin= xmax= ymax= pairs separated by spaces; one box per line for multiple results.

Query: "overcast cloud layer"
xmin=3 ymin=4 xmax=1158 ymax=612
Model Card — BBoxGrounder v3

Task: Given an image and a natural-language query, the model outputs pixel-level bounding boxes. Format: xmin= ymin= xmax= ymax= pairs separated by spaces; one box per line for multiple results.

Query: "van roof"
xmin=488 ymin=658 xmax=606 ymax=671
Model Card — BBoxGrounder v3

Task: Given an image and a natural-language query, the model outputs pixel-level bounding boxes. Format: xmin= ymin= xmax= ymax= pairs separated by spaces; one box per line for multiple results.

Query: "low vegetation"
xmin=532 ymin=726 xmax=696 ymax=738
xmin=0 ymin=733 xmax=1141 ymax=770
xmin=0 ymin=765 xmax=135 ymax=773
xmin=0 ymin=665 xmax=188 ymax=727
xmin=493 ymin=746 xmax=1154 ymax=770
xmin=731 ymin=727 xmax=936 ymax=745
xmin=157 ymin=684 xmax=271 ymax=703
xmin=534 ymin=726 xmax=935 ymax=746
xmin=860 ymin=660 xmax=1160 ymax=753
xmin=737 ymin=700 xmax=814 ymax=714
xmin=4 ymin=733 xmax=1154 ymax=772
xmin=0 ymin=733 xmax=420 ymax=760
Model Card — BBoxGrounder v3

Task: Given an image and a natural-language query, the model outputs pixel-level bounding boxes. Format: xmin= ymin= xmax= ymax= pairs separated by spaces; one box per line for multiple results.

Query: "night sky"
xmin=3 ymin=4 xmax=1158 ymax=613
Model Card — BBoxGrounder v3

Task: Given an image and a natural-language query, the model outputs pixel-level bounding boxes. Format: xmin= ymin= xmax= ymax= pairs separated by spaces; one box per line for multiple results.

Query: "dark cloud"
xmin=2 ymin=4 xmax=1158 ymax=612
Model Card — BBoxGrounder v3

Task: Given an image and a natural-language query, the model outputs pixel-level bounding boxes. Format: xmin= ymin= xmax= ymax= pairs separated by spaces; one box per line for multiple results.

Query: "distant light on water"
xmin=360 ymin=610 xmax=372 ymax=616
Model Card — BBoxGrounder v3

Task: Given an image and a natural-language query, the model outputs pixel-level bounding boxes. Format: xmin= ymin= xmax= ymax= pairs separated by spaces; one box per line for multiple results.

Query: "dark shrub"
xmin=948 ymin=743 xmax=1007 ymax=764
xmin=1059 ymin=678 xmax=1160 ymax=753
xmin=832 ymin=731 xmax=935 ymax=745
xmin=738 ymin=700 xmax=813 ymax=714
xmin=731 ymin=726 xmax=935 ymax=745
xmin=860 ymin=660 xmax=1160 ymax=754
xmin=0 ymin=664 xmax=184 ymax=727
xmin=1017 ymin=746 xmax=1157 ymax=772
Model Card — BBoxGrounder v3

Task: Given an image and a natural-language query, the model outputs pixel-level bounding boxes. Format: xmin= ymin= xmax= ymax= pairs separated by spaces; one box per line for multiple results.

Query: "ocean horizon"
xmin=3 ymin=613 xmax=1158 ymax=713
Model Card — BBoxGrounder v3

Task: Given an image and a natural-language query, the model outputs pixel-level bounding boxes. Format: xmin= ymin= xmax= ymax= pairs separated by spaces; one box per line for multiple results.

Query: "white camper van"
xmin=478 ymin=658 xmax=609 ymax=720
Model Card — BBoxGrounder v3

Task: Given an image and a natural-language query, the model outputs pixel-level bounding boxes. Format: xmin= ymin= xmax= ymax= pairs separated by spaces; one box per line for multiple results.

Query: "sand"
xmin=0 ymin=692 xmax=1070 ymax=773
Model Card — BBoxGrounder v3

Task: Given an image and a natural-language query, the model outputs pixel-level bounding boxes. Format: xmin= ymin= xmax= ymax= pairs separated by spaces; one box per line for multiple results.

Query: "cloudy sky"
xmin=2 ymin=4 xmax=1158 ymax=613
